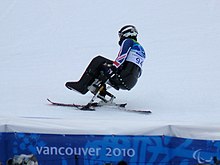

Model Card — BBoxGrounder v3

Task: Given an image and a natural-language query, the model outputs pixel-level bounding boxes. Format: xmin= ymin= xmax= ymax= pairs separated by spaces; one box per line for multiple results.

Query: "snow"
xmin=0 ymin=0 xmax=220 ymax=140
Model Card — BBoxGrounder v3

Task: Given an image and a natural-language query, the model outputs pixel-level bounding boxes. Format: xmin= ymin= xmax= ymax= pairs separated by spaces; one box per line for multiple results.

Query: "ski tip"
xmin=131 ymin=109 xmax=152 ymax=114
xmin=144 ymin=110 xmax=152 ymax=114
xmin=47 ymin=98 xmax=52 ymax=103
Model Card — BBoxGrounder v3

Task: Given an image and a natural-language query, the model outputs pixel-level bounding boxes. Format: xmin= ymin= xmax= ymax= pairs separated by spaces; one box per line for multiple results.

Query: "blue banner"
xmin=0 ymin=132 xmax=219 ymax=164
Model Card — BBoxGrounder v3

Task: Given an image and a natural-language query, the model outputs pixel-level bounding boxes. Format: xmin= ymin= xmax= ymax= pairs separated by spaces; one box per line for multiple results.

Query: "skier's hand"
xmin=104 ymin=63 xmax=116 ymax=78
xmin=99 ymin=63 xmax=116 ymax=82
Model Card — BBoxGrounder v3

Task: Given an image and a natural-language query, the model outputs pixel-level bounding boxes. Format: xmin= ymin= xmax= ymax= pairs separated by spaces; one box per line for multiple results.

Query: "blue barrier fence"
xmin=0 ymin=132 xmax=219 ymax=164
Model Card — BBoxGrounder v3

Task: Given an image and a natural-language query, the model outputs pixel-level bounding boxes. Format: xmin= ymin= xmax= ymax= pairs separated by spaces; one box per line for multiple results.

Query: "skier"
xmin=66 ymin=25 xmax=146 ymax=102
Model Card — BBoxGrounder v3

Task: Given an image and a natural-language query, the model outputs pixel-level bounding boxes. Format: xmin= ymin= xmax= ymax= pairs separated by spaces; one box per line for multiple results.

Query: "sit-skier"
xmin=66 ymin=25 xmax=146 ymax=103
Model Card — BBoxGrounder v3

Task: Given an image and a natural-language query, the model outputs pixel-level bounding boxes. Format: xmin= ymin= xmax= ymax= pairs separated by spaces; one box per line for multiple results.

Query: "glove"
xmin=103 ymin=63 xmax=116 ymax=78
xmin=98 ymin=63 xmax=116 ymax=83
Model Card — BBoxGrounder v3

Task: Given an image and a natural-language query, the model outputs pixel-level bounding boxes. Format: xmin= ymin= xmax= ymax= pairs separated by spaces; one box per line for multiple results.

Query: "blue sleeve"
xmin=113 ymin=39 xmax=134 ymax=68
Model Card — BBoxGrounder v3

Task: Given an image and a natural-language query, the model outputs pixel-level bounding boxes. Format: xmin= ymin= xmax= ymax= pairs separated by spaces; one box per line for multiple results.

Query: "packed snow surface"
xmin=0 ymin=0 xmax=220 ymax=140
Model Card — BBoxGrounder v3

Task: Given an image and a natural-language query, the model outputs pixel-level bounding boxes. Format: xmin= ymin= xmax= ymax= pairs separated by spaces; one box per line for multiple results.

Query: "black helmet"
xmin=118 ymin=25 xmax=138 ymax=39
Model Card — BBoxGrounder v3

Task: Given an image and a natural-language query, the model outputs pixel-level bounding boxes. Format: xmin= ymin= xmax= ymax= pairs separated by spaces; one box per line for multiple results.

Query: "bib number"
xmin=136 ymin=57 xmax=143 ymax=67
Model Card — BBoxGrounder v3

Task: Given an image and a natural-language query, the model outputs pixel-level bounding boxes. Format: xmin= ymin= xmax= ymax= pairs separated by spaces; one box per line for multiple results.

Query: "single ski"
xmin=96 ymin=101 xmax=152 ymax=114
xmin=47 ymin=98 xmax=96 ymax=111
xmin=47 ymin=98 xmax=126 ymax=111
xmin=47 ymin=98 xmax=151 ymax=114
xmin=117 ymin=107 xmax=151 ymax=114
